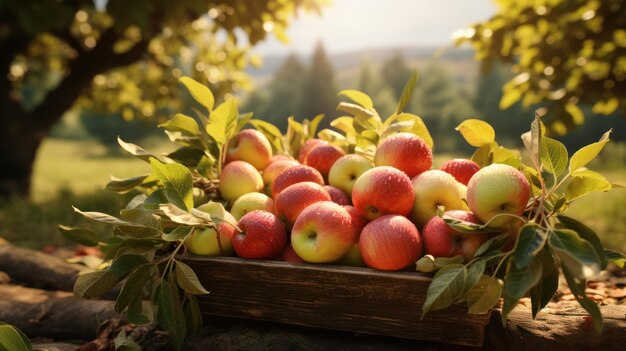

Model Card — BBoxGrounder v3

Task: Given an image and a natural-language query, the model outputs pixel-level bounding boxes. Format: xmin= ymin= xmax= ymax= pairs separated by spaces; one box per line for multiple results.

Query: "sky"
xmin=253 ymin=0 xmax=497 ymax=55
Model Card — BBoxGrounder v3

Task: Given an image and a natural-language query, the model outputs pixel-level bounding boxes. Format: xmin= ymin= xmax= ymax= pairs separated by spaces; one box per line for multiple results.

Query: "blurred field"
xmin=1 ymin=138 xmax=625 ymax=253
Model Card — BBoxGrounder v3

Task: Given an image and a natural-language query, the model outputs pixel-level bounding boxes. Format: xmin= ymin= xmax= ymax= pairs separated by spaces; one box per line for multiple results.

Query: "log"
xmin=486 ymin=305 xmax=626 ymax=351
xmin=0 ymin=240 xmax=82 ymax=291
xmin=0 ymin=284 xmax=120 ymax=340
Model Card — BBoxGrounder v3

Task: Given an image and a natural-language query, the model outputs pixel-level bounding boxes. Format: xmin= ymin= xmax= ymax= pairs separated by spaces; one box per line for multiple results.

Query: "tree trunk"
xmin=0 ymin=118 xmax=44 ymax=199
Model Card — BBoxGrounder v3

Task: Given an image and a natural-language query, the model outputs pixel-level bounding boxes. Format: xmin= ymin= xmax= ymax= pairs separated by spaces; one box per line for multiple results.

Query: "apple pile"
xmin=186 ymin=128 xmax=531 ymax=272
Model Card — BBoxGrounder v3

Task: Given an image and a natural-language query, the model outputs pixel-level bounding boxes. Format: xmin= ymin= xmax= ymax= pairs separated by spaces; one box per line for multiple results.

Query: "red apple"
xmin=351 ymin=166 xmax=414 ymax=221
xmin=280 ymin=244 xmax=306 ymax=263
xmin=359 ymin=215 xmax=423 ymax=271
xmin=440 ymin=159 xmax=481 ymax=186
xmin=298 ymin=138 xmax=328 ymax=163
xmin=271 ymin=165 xmax=324 ymax=199
xmin=274 ymin=182 xmax=331 ymax=227
xmin=374 ymin=132 xmax=432 ymax=178
xmin=219 ymin=160 xmax=263 ymax=202
xmin=324 ymin=185 xmax=350 ymax=205
xmin=304 ymin=144 xmax=346 ymax=179
xmin=225 ymin=129 xmax=273 ymax=170
xmin=335 ymin=205 xmax=369 ymax=267
xmin=232 ymin=210 xmax=287 ymax=259
xmin=421 ymin=210 xmax=489 ymax=262
xmin=291 ymin=201 xmax=359 ymax=263
xmin=262 ymin=159 xmax=299 ymax=195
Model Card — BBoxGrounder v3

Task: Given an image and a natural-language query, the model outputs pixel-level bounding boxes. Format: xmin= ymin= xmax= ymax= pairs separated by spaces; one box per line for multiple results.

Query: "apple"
xmin=359 ymin=215 xmax=423 ymax=271
xmin=271 ymin=165 xmax=324 ymax=199
xmin=230 ymin=192 xmax=275 ymax=221
xmin=280 ymin=244 xmax=306 ymax=263
xmin=328 ymin=154 xmax=374 ymax=198
xmin=291 ymin=201 xmax=359 ymax=263
xmin=466 ymin=163 xmax=530 ymax=229
xmin=298 ymin=138 xmax=328 ymax=163
xmin=374 ymin=132 xmax=432 ymax=178
xmin=351 ymin=166 xmax=414 ymax=221
xmin=270 ymin=154 xmax=294 ymax=162
xmin=219 ymin=160 xmax=264 ymax=202
xmin=304 ymin=144 xmax=346 ymax=179
xmin=262 ymin=159 xmax=299 ymax=195
xmin=421 ymin=210 xmax=489 ymax=262
xmin=440 ymin=158 xmax=481 ymax=186
xmin=186 ymin=202 xmax=237 ymax=256
xmin=409 ymin=170 xmax=466 ymax=229
xmin=232 ymin=210 xmax=287 ymax=259
xmin=225 ymin=129 xmax=273 ymax=170
xmin=324 ymin=185 xmax=350 ymax=205
xmin=274 ymin=182 xmax=331 ymax=227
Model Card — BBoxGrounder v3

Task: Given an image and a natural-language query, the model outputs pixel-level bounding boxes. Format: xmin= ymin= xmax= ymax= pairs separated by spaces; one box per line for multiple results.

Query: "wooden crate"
xmin=184 ymin=256 xmax=491 ymax=347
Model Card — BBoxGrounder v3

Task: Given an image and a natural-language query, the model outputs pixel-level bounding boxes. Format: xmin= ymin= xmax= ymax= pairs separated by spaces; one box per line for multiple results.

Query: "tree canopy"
xmin=0 ymin=0 xmax=326 ymax=199
xmin=456 ymin=0 xmax=626 ymax=134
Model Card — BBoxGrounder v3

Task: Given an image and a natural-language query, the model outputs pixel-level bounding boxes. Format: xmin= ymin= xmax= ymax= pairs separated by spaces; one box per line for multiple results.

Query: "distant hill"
xmin=246 ymin=46 xmax=479 ymax=90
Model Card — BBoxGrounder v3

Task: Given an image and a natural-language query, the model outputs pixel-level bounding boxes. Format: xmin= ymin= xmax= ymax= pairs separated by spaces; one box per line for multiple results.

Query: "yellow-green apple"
xmin=359 ymin=215 xmax=423 ymax=271
xmin=421 ymin=210 xmax=489 ymax=262
xmin=335 ymin=205 xmax=368 ymax=267
xmin=271 ymin=165 xmax=324 ymax=199
xmin=274 ymin=182 xmax=331 ymax=228
xmin=225 ymin=129 xmax=273 ymax=170
xmin=440 ymin=158 xmax=481 ymax=186
xmin=280 ymin=244 xmax=305 ymax=263
xmin=230 ymin=192 xmax=275 ymax=220
xmin=304 ymin=144 xmax=346 ymax=179
xmin=374 ymin=132 xmax=432 ymax=178
xmin=351 ymin=166 xmax=414 ymax=221
xmin=291 ymin=201 xmax=359 ymax=263
xmin=466 ymin=163 xmax=530 ymax=228
xmin=262 ymin=159 xmax=299 ymax=195
xmin=298 ymin=138 xmax=327 ymax=163
xmin=328 ymin=154 xmax=374 ymax=198
xmin=409 ymin=170 xmax=466 ymax=229
xmin=192 ymin=187 xmax=209 ymax=207
xmin=324 ymin=185 xmax=350 ymax=205
xmin=219 ymin=160 xmax=264 ymax=202
xmin=185 ymin=202 xmax=237 ymax=256
xmin=232 ymin=210 xmax=287 ymax=259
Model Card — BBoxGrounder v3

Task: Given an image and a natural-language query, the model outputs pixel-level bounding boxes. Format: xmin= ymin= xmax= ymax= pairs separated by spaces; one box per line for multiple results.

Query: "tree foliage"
xmin=456 ymin=0 xmax=626 ymax=134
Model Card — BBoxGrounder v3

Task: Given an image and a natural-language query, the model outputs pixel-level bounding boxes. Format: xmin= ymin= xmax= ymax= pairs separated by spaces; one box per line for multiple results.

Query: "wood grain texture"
xmin=184 ymin=256 xmax=491 ymax=347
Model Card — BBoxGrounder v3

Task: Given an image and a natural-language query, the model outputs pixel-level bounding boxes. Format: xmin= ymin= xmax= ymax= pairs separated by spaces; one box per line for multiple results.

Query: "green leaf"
xmin=115 ymin=264 xmax=153 ymax=313
xmin=382 ymin=113 xmax=433 ymax=149
xmin=338 ymin=90 xmax=373 ymax=109
xmin=249 ymin=119 xmax=284 ymax=153
xmin=337 ymin=102 xmax=382 ymax=134
xmin=159 ymin=113 xmax=200 ymax=136
xmin=157 ymin=280 xmax=187 ymax=350
xmin=286 ymin=117 xmax=305 ymax=156
xmin=184 ymin=296 xmax=203 ymax=333
xmin=565 ymin=170 xmax=611 ymax=202
xmin=422 ymin=264 xmax=466 ymax=318
xmin=58 ymin=225 xmax=99 ymax=246
xmin=73 ymin=207 xmax=144 ymax=227
xmin=529 ymin=250 xmax=559 ymax=318
xmin=117 ymin=137 xmax=157 ymax=162
xmin=464 ymin=259 xmax=486 ymax=293
xmin=539 ymin=137 xmax=568 ymax=177
xmin=105 ymin=174 xmax=154 ymax=194
xmin=0 ymin=323 xmax=33 ymax=351
xmin=207 ymin=99 xmax=238 ymax=145
xmin=549 ymin=229 xmax=601 ymax=278
xmin=455 ymin=119 xmax=495 ymax=147
xmin=175 ymin=261 xmax=209 ymax=295
xmin=474 ymin=232 xmax=510 ymax=258
xmin=569 ymin=130 xmax=611 ymax=172
xmin=306 ymin=114 xmax=325 ymax=138
xmin=467 ymin=275 xmax=502 ymax=314
xmin=442 ymin=213 xmax=501 ymax=234
xmin=179 ymin=76 xmax=214 ymax=111
xmin=504 ymin=255 xmax=543 ymax=300
xmin=114 ymin=329 xmax=142 ymax=351
xmin=562 ymin=266 xmax=603 ymax=333
xmin=604 ymin=249 xmax=626 ymax=268
xmin=330 ymin=116 xmax=357 ymax=137
xmin=149 ymin=158 xmax=194 ymax=211
xmin=395 ymin=69 xmax=418 ymax=114
xmin=127 ymin=294 xmax=151 ymax=325
xmin=159 ymin=204 xmax=211 ymax=226
xmin=471 ymin=144 xmax=493 ymax=167
xmin=513 ymin=223 xmax=547 ymax=269
xmin=162 ymin=226 xmax=194 ymax=242
xmin=557 ymin=215 xmax=607 ymax=270
xmin=520 ymin=113 xmax=543 ymax=169
xmin=108 ymin=254 xmax=149 ymax=279
xmin=74 ymin=271 xmax=119 ymax=299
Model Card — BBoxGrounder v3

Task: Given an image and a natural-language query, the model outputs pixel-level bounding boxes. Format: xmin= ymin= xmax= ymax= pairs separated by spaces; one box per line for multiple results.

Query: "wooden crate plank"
xmin=185 ymin=256 xmax=490 ymax=347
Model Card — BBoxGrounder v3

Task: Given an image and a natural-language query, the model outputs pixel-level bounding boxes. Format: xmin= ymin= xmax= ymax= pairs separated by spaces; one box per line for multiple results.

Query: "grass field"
xmin=1 ymin=137 xmax=625 ymax=253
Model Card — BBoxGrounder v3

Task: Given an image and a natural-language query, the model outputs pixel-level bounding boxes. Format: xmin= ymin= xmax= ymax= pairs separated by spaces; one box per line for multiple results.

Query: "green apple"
xmin=409 ymin=170 xmax=466 ymax=229
xmin=219 ymin=160 xmax=263 ymax=202
xmin=230 ymin=192 xmax=275 ymax=221
xmin=328 ymin=154 xmax=374 ymax=198
xmin=466 ymin=163 xmax=530 ymax=228
xmin=185 ymin=202 xmax=237 ymax=256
